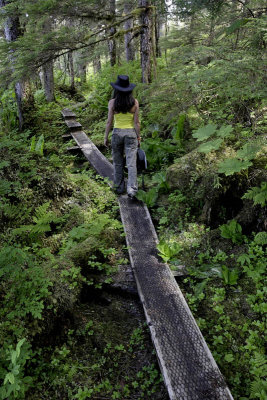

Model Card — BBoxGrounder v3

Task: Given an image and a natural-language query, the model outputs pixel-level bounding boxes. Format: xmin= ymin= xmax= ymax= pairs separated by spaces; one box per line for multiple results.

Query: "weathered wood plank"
xmin=66 ymin=146 xmax=80 ymax=152
xmin=61 ymin=108 xmax=76 ymax=118
xmin=118 ymin=196 xmax=233 ymax=400
xmin=62 ymin=133 xmax=72 ymax=139
xmin=71 ymin=131 xmax=114 ymax=183
xmin=65 ymin=120 xmax=82 ymax=131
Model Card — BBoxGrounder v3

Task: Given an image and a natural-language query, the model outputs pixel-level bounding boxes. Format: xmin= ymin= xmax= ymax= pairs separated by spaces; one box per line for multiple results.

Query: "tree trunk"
xmin=93 ymin=55 xmax=102 ymax=74
xmin=139 ymin=0 xmax=152 ymax=83
xmin=108 ymin=0 xmax=116 ymax=66
xmin=43 ymin=60 xmax=55 ymax=102
xmin=155 ymin=11 xmax=162 ymax=58
xmin=77 ymin=50 xmax=87 ymax=85
xmin=67 ymin=19 xmax=75 ymax=91
xmin=78 ymin=63 xmax=87 ymax=84
xmin=124 ymin=2 xmax=135 ymax=62
xmin=42 ymin=18 xmax=55 ymax=102
xmin=0 ymin=0 xmax=24 ymax=129
xmin=68 ymin=51 xmax=75 ymax=92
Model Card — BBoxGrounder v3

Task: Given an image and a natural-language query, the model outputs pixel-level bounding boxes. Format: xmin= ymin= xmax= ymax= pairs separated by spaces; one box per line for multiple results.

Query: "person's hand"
xmin=104 ymin=138 xmax=109 ymax=147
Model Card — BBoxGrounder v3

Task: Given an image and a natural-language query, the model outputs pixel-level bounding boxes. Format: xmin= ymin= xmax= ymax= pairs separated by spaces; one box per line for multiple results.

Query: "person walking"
xmin=104 ymin=75 xmax=141 ymax=198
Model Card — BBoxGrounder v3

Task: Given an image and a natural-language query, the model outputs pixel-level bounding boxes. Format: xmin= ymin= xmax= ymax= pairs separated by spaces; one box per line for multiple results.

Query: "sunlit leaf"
xmin=216 ymin=125 xmax=233 ymax=138
xmin=218 ymin=158 xmax=252 ymax=175
xmin=192 ymin=124 xmax=217 ymax=142
xmin=198 ymin=138 xmax=222 ymax=153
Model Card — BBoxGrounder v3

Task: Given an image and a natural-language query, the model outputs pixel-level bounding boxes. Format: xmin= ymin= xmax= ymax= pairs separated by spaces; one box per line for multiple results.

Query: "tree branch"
xmin=235 ymin=0 xmax=255 ymax=18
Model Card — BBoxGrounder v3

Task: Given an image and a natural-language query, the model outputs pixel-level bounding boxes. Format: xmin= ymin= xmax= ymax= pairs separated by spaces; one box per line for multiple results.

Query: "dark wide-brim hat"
xmin=110 ymin=75 xmax=136 ymax=92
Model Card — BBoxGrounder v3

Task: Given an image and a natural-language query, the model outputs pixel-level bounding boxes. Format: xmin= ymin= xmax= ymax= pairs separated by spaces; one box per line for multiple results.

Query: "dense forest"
xmin=0 ymin=0 xmax=266 ymax=399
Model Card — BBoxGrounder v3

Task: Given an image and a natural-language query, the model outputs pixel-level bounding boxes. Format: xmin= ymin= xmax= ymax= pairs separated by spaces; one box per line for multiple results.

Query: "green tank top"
xmin=114 ymin=112 xmax=134 ymax=129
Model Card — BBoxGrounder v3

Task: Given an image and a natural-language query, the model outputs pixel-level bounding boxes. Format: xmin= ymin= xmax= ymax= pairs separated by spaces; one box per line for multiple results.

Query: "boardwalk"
xmin=62 ymin=108 xmax=233 ymax=400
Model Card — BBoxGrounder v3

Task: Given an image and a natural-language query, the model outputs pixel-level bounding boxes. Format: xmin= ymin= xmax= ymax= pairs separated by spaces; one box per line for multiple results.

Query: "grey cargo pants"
xmin=111 ymin=128 xmax=138 ymax=196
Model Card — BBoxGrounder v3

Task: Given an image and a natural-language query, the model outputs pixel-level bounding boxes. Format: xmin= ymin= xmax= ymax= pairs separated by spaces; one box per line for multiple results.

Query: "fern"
xmin=11 ymin=202 xmax=64 ymax=241
xmin=250 ymin=353 xmax=267 ymax=400
xmin=254 ymin=232 xmax=267 ymax=246
xmin=61 ymin=214 xmax=121 ymax=253
xmin=151 ymin=172 xmax=170 ymax=193
xmin=250 ymin=380 xmax=267 ymax=400
xmin=242 ymin=182 xmax=267 ymax=207
xmin=0 ymin=160 xmax=10 ymax=169
xmin=136 ymin=188 xmax=158 ymax=207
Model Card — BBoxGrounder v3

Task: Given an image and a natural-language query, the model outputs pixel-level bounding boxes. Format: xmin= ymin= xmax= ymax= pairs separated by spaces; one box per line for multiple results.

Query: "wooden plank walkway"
xmin=62 ymin=108 xmax=234 ymax=400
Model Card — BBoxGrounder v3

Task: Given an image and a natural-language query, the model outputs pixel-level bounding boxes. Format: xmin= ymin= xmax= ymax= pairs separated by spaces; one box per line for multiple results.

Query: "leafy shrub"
xmin=219 ymin=219 xmax=244 ymax=244
xmin=157 ymin=240 xmax=182 ymax=263
xmin=0 ymin=339 xmax=33 ymax=400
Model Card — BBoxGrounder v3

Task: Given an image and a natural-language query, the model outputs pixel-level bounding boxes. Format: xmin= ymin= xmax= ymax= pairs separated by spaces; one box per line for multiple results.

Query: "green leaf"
xmin=11 ymin=351 xmax=17 ymax=365
xmin=216 ymin=125 xmax=233 ymax=138
xmin=157 ymin=240 xmax=181 ymax=263
xmin=237 ymin=254 xmax=251 ymax=266
xmin=16 ymin=338 xmax=26 ymax=359
xmin=35 ymin=134 xmax=44 ymax=156
xmin=218 ymin=158 xmax=252 ymax=175
xmin=197 ymin=138 xmax=223 ymax=153
xmin=224 ymin=354 xmax=234 ymax=362
xmin=236 ymin=143 xmax=260 ymax=160
xmin=220 ymin=220 xmax=243 ymax=244
xmin=4 ymin=372 xmax=15 ymax=385
xmin=172 ymin=114 xmax=186 ymax=144
xmin=30 ymin=136 xmax=36 ymax=152
xmin=192 ymin=124 xmax=217 ymax=142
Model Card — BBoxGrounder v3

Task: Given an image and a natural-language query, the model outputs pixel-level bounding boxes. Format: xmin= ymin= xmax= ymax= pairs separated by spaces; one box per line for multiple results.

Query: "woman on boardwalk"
xmin=104 ymin=75 xmax=141 ymax=198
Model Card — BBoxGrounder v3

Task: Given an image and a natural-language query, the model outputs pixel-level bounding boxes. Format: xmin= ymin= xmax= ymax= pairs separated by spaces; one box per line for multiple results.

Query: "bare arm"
xmin=104 ymin=100 xmax=114 ymax=146
xmin=134 ymin=99 xmax=141 ymax=142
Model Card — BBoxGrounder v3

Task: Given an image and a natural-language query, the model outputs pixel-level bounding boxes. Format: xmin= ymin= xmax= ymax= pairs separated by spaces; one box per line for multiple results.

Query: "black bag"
xmin=137 ymin=148 xmax=147 ymax=190
xmin=137 ymin=148 xmax=147 ymax=173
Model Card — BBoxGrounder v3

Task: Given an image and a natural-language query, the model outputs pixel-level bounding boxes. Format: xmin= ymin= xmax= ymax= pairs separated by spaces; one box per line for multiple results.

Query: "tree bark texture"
xmin=93 ymin=55 xmax=102 ymax=74
xmin=42 ymin=18 xmax=55 ymax=102
xmin=139 ymin=0 xmax=152 ymax=83
xmin=76 ymin=49 xmax=87 ymax=84
xmin=108 ymin=0 xmax=116 ymax=66
xmin=42 ymin=61 xmax=55 ymax=102
xmin=67 ymin=19 xmax=75 ymax=91
xmin=124 ymin=2 xmax=135 ymax=62
xmin=77 ymin=63 xmax=87 ymax=84
xmin=0 ymin=0 xmax=24 ymax=129
xmin=155 ymin=11 xmax=162 ymax=58
xmin=68 ymin=51 xmax=75 ymax=91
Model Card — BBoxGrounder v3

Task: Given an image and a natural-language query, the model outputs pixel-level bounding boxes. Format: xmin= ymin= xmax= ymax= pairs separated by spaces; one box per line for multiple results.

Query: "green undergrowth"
xmin=0 ymin=92 xmax=167 ymax=399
